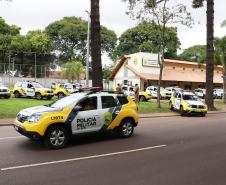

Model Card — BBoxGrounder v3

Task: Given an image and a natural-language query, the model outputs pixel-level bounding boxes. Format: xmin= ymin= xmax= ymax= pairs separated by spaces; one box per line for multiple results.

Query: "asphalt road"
xmin=0 ymin=113 xmax=226 ymax=185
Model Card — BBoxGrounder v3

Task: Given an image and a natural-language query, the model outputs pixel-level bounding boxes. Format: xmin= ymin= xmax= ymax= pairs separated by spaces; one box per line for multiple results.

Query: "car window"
xmin=101 ymin=96 xmax=117 ymax=109
xmin=117 ymin=95 xmax=129 ymax=105
xmin=21 ymin=83 xmax=27 ymax=89
xmin=177 ymin=93 xmax=182 ymax=99
xmin=78 ymin=97 xmax=97 ymax=111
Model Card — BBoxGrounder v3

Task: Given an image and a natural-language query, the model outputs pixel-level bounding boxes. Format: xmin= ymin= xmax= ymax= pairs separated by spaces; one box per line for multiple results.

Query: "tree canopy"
xmin=45 ymin=16 xmax=117 ymax=64
xmin=179 ymin=45 xmax=206 ymax=64
xmin=113 ymin=22 xmax=180 ymax=60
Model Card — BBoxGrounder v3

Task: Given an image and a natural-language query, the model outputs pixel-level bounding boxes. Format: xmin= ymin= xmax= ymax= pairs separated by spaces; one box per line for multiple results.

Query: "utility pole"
xmin=85 ymin=10 xmax=91 ymax=87
xmin=34 ymin=52 xmax=37 ymax=81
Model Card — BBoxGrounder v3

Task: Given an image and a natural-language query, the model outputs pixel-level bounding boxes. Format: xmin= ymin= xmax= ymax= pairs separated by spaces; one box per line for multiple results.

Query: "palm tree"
xmin=61 ymin=61 xmax=84 ymax=83
xmin=90 ymin=0 xmax=103 ymax=88
xmin=192 ymin=0 xmax=215 ymax=110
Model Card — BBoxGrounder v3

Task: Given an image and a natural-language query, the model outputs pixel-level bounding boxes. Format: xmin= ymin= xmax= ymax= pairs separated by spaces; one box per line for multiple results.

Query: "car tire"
xmin=169 ymin=102 xmax=174 ymax=111
xmin=14 ymin=91 xmax=20 ymax=98
xmin=45 ymin=125 xmax=68 ymax=149
xmin=5 ymin=94 xmax=11 ymax=99
xmin=180 ymin=106 xmax=185 ymax=116
xmin=58 ymin=92 xmax=65 ymax=99
xmin=36 ymin=93 xmax=42 ymax=100
xmin=201 ymin=112 xmax=206 ymax=117
xmin=118 ymin=119 xmax=134 ymax=138
xmin=139 ymin=95 xmax=146 ymax=102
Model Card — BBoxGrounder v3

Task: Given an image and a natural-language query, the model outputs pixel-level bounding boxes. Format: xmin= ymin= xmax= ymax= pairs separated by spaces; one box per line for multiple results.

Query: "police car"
xmin=169 ymin=90 xmax=207 ymax=116
xmin=14 ymin=91 xmax=139 ymax=149
xmin=13 ymin=81 xmax=54 ymax=100
xmin=53 ymin=82 xmax=79 ymax=98
xmin=0 ymin=83 xmax=11 ymax=98
xmin=194 ymin=88 xmax=206 ymax=99
xmin=146 ymin=86 xmax=171 ymax=99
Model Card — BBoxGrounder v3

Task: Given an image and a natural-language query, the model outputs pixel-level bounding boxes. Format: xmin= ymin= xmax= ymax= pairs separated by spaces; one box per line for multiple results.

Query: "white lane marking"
xmin=0 ymin=136 xmax=24 ymax=141
xmin=1 ymin=144 xmax=167 ymax=171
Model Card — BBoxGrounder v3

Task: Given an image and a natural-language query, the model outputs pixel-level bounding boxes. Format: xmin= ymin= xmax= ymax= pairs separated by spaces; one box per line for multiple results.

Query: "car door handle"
xmin=115 ymin=111 xmax=120 ymax=114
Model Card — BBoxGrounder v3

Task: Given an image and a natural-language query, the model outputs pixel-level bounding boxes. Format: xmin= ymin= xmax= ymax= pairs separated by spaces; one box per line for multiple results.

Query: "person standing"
xmin=116 ymin=83 xmax=122 ymax=93
xmin=134 ymin=84 xmax=139 ymax=104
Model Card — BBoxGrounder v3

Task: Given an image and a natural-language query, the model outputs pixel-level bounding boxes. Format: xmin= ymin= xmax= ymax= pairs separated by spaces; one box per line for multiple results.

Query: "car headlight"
xmin=28 ymin=114 xmax=41 ymax=123
xmin=187 ymin=104 xmax=192 ymax=108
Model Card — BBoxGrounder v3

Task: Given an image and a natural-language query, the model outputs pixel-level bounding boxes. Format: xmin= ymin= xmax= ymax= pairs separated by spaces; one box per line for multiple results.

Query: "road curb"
xmin=0 ymin=111 xmax=226 ymax=126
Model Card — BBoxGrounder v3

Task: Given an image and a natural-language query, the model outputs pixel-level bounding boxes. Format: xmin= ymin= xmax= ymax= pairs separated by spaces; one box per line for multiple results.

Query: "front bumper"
xmin=0 ymin=92 xmax=11 ymax=97
xmin=14 ymin=124 xmax=42 ymax=140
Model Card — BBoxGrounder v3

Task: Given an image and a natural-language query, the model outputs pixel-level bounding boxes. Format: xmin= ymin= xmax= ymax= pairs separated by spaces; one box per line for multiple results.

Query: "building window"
xmin=172 ymin=66 xmax=175 ymax=69
xmin=183 ymin=68 xmax=185 ymax=71
xmin=192 ymin=69 xmax=195 ymax=71
xmin=201 ymin=69 xmax=204 ymax=72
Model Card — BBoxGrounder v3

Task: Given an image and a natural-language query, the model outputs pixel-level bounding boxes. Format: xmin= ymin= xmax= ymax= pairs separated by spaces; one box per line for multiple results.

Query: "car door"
xmin=71 ymin=96 xmax=102 ymax=134
xmin=25 ymin=83 xmax=35 ymax=96
xmin=175 ymin=93 xmax=182 ymax=110
xmin=99 ymin=95 xmax=120 ymax=130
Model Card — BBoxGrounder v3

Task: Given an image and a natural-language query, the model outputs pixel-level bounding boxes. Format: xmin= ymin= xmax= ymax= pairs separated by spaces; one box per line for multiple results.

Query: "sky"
xmin=1 ymin=0 xmax=226 ymax=61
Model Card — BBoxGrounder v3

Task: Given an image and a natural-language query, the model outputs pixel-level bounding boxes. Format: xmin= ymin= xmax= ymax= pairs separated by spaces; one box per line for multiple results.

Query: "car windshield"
xmin=183 ymin=94 xmax=199 ymax=101
xmin=32 ymin=83 xmax=44 ymax=88
xmin=49 ymin=94 xmax=83 ymax=109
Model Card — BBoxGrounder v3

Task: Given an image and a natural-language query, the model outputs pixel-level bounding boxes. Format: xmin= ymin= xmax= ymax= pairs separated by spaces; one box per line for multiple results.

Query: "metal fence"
xmin=0 ymin=62 xmax=113 ymax=89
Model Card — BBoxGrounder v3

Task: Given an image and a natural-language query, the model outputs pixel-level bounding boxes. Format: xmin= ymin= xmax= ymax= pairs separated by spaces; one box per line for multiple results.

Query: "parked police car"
xmin=14 ymin=91 xmax=139 ymax=149
xmin=13 ymin=81 xmax=54 ymax=100
xmin=194 ymin=88 xmax=206 ymax=99
xmin=213 ymin=88 xmax=223 ymax=99
xmin=169 ymin=90 xmax=207 ymax=116
xmin=0 ymin=83 xmax=11 ymax=98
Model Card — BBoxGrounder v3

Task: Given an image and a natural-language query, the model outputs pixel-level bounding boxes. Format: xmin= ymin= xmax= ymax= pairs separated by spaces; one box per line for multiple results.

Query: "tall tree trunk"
xmin=90 ymin=0 xmax=103 ymax=88
xmin=205 ymin=0 xmax=215 ymax=110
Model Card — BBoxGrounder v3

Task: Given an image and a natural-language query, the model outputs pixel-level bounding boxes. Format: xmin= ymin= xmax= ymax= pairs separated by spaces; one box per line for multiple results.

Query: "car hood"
xmin=185 ymin=100 xmax=205 ymax=106
xmin=19 ymin=106 xmax=59 ymax=117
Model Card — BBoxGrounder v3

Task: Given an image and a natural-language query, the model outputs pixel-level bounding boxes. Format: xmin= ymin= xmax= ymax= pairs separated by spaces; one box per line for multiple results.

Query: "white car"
xmin=213 ymin=88 xmax=223 ymax=99
xmin=146 ymin=86 xmax=172 ymax=99
xmin=0 ymin=83 xmax=11 ymax=98
xmin=194 ymin=88 xmax=206 ymax=99
xmin=122 ymin=85 xmax=135 ymax=100
xmin=165 ymin=87 xmax=183 ymax=96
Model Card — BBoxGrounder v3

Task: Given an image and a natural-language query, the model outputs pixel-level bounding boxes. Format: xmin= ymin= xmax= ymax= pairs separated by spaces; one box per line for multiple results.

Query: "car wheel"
xmin=5 ymin=94 xmax=11 ymax=99
xmin=169 ymin=102 xmax=174 ymax=111
xmin=180 ymin=106 xmax=185 ymax=116
xmin=201 ymin=112 xmax=206 ymax=117
xmin=36 ymin=93 xmax=42 ymax=100
xmin=118 ymin=119 xmax=134 ymax=138
xmin=139 ymin=95 xmax=146 ymax=102
xmin=58 ymin=92 xmax=65 ymax=99
xmin=45 ymin=126 xmax=68 ymax=149
xmin=14 ymin=91 xmax=20 ymax=98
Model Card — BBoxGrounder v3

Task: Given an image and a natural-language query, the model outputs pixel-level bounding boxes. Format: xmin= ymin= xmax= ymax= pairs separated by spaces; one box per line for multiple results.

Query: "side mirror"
xmin=73 ymin=105 xmax=83 ymax=113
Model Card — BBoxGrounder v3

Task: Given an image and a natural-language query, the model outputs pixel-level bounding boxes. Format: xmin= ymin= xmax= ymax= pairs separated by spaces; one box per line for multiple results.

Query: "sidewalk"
xmin=1 ymin=110 xmax=226 ymax=126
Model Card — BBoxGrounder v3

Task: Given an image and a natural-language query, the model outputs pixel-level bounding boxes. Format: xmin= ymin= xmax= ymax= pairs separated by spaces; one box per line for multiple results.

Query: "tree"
xmin=61 ymin=61 xmax=84 ymax=82
xmin=102 ymin=64 xmax=114 ymax=79
xmin=192 ymin=0 xmax=215 ymax=110
xmin=123 ymin=0 xmax=192 ymax=108
xmin=90 ymin=0 xmax=103 ymax=88
xmin=114 ymin=21 xmax=180 ymax=60
xmin=45 ymin=16 xmax=117 ymax=65
xmin=179 ymin=45 xmax=206 ymax=63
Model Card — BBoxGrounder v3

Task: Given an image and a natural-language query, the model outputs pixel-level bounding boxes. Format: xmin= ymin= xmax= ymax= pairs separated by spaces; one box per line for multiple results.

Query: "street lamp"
xmin=85 ymin=10 xmax=91 ymax=87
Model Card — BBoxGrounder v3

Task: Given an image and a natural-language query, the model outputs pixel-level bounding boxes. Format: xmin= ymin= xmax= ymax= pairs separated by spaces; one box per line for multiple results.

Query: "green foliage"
xmin=113 ymin=22 xmax=180 ymax=59
xmin=192 ymin=0 xmax=204 ymax=8
xmin=26 ymin=30 xmax=52 ymax=55
xmin=179 ymin=45 xmax=206 ymax=64
xmin=102 ymin=64 xmax=114 ymax=79
xmin=45 ymin=16 xmax=117 ymax=64
xmin=61 ymin=61 xmax=84 ymax=82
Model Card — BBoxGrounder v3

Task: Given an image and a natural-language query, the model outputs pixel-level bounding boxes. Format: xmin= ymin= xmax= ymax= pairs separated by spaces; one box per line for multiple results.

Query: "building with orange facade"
xmin=109 ymin=52 xmax=224 ymax=91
